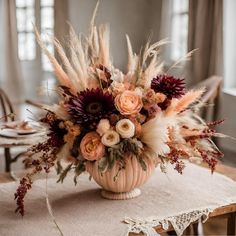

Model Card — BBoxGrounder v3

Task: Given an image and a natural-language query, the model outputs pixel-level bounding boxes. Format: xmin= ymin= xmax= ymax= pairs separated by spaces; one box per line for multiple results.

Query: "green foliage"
xmin=70 ymin=135 xmax=82 ymax=158
xmin=73 ymin=161 xmax=86 ymax=185
xmin=106 ymin=138 xmax=147 ymax=173
xmin=137 ymin=155 xmax=147 ymax=171
xmin=57 ymin=163 xmax=73 ymax=183
xmin=56 ymin=161 xmax=63 ymax=175
xmin=98 ymin=157 xmax=109 ymax=173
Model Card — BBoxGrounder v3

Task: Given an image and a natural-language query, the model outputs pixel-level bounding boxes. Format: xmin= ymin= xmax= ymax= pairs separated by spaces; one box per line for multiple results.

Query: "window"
xmin=16 ymin=0 xmax=36 ymax=61
xmin=16 ymin=0 xmax=54 ymax=72
xmin=223 ymin=0 xmax=236 ymax=91
xmin=40 ymin=0 xmax=54 ymax=72
xmin=170 ymin=0 xmax=189 ymax=61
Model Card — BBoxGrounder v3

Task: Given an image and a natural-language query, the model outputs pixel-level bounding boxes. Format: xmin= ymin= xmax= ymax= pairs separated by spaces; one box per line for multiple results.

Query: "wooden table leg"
xmin=167 ymin=231 xmax=177 ymax=235
xmin=184 ymin=226 xmax=191 ymax=235
xmin=227 ymin=213 xmax=236 ymax=235
xmin=4 ymin=148 xmax=26 ymax=173
xmin=192 ymin=223 xmax=199 ymax=235
xmin=4 ymin=148 xmax=12 ymax=172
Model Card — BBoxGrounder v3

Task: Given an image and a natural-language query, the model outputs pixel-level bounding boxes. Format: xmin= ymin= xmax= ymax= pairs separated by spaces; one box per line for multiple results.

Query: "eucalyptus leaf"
xmin=73 ymin=161 xmax=86 ymax=185
xmin=108 ymin=154 xmax=115 ymax=170
xmin=56 ymin=161 xmax=63 ymax=175
xmin=98 ymin=157 xmax=109 ymax=173
xmin=57 ymin=163 xmax=73 ymax=183
xmin=89 ymin=174 xmax=92 ymax=181
xmin=137 ymin=156 xmax=147 ymax=171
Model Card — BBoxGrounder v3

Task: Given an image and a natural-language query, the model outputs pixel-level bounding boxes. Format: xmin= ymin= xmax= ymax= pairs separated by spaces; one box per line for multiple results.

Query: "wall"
xmin=218 ymin=0 xmax=236 ymax=152
xmin=218 ymin=93 xmax=236 ymax=152
xmin=68 ymin=0 xmax=162 ymax=70
xmin=0 ymin=0 xmax=5 ymax=81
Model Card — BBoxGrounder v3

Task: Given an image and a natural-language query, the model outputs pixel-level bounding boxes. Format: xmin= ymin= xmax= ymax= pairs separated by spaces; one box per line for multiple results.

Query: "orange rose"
xmin=80 ymin=132 xmax=105 ymax=161
xmin=115 ymin=90 xmax=143 ymax=115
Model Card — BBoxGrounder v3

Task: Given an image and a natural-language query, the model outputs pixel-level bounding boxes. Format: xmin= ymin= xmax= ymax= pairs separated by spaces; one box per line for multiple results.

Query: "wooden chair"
xmin=0 ymin=88 xmax=26 ymax=172
xmin=192 ymin=75 xmax=222 ymax=121
xmin=189 ymin=76 xmax=223 ymax=235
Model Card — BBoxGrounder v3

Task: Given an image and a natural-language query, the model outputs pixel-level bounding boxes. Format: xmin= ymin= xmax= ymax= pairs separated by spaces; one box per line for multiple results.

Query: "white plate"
xmin=0 ymin=121 xmax=46 ymax=138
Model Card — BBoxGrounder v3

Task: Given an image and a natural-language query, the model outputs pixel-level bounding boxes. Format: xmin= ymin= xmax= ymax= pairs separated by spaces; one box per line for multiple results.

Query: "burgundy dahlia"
xmin=40 ymin=112 xmax=67 ymax=148
xmin=67 ymin=88 xmax=116 ymax=124
xmin=151 ymin=75 xmax=185 ymax=99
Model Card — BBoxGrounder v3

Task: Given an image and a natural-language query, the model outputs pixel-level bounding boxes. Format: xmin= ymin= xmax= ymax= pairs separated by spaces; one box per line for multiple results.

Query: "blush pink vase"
xmin=86 ymin=155 xmax=156 ymax=200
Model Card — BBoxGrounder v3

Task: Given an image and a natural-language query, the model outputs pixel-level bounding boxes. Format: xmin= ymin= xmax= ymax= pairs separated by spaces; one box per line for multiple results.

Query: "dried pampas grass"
xmin=34 ymin=27 xmax=73 ymax=91
xmin=165 ymin=88 xmax=205 ymax=116
xmin=141 ymin=114 xmax=172 ymax=156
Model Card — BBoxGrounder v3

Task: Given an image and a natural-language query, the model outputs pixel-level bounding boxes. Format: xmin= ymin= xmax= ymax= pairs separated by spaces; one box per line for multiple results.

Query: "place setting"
xmin=0 ymin=120 xmax=45 ymax=136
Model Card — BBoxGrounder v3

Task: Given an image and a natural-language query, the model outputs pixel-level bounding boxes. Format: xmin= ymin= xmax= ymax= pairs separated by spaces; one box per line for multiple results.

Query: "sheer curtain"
xmin=54 ymin=0 xmax=69 ymax=64
xmin=0 ymin=0 xmax=23 ymax=104
xmin=187 ymin=0 xmax=223 ymax=84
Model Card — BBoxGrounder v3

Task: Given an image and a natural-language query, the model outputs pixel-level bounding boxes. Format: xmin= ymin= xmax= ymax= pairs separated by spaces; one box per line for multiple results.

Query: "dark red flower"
xmin=67 ymin=88 xmax=116 ymax=124
xmin=151 ymin=75 xmax=185 ymax=99
xmin=40 ymin=112 xmax=67 ymax=148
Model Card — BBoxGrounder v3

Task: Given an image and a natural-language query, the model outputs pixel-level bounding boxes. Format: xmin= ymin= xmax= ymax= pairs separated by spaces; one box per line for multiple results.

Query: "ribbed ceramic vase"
xmin=86 ymin=155 xmax=155 ymax=200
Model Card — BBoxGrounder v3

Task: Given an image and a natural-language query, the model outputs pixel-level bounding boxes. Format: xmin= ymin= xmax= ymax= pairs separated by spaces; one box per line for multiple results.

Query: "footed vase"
xmin=86 ymin=155 xmax=155 ymax=200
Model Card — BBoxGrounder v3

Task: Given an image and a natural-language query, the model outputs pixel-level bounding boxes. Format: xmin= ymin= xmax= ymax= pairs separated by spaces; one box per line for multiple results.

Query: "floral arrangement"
xmin=15 ymin=7 xmax=224 ymax=216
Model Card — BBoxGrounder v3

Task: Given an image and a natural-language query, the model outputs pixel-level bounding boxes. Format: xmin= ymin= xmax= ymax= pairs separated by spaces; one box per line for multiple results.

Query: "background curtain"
xmin=188 ymin=0 xmax=223 ymax=85
xmin=0 ymin=0 xmax=23 ymax=104
xmin=54 ymin=0 xmax=69 ymax=63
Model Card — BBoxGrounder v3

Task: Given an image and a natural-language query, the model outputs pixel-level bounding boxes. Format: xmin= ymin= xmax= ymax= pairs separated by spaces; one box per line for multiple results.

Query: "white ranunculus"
xmin=96 ymin=119 xmax=110 ymax=136
xmin=101 ymin=130 xmax=120 ymax=147
xmin=116 ymin=119 xmax=135 ymax=139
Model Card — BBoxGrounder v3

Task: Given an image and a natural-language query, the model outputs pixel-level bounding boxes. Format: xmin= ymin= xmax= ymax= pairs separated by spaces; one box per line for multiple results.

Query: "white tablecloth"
xmin=0 ymin=163 xmax=236 ymax=236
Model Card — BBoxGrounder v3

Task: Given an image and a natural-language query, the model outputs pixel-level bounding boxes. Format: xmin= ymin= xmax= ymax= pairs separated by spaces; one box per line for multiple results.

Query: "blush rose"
xmin=115 ymin=90 xmax=143 ymax=115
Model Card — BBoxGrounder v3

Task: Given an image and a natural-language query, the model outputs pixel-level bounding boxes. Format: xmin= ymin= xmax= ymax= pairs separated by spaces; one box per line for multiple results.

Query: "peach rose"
xmin=80 ymin=132 xmax=105 ymax=161
xmin=115 ymin=90 xmax=143 ymax=115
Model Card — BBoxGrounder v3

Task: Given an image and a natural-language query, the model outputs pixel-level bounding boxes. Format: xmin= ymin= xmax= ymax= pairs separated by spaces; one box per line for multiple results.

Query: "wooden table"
xmin=155 ymin=163 xmax=236 ymax=235
xmin=1 ymin=163 xmax=236 ymax=235
xmin=0 ymin=123 xmax=46 ymax=172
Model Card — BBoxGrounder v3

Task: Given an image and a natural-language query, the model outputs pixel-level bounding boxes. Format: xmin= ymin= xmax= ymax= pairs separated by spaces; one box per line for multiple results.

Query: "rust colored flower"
xmin=129 ymin=117 xmax=142 ymax=137
xmin=64 ymin=123 xmax=81 ymax=143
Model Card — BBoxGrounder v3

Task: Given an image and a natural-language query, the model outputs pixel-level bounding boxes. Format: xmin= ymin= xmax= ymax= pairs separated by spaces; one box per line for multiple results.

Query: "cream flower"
xmin=101 ymin=130 xmax=120 ymax=147
xmin=141 ymin=114 xmax=171 ymax=156
xmin=96 ymin=119 xmax=110 ymax=136
xmin=116 ymin=119 xmax=135 ymax=138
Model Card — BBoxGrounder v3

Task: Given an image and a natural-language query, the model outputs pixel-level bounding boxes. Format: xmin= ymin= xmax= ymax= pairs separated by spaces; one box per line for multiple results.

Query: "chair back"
xmin=192 ymin=76 xmax=222 ymax=121
xmin=0 ymin=88 xmax=15 ymax=122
